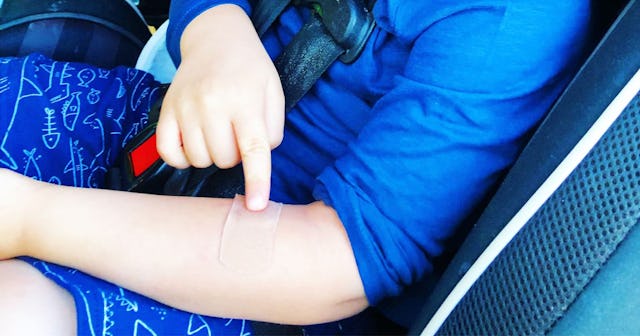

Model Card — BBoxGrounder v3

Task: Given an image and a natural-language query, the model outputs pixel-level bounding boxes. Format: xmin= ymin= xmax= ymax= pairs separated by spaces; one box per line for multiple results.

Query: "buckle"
xmin=106 ymin=121 xmax=177 ymax=193
xmin=297 ymin=0 xmax=376 ymax=63
xmin=106 ymin=85 xmax=175 ymax=194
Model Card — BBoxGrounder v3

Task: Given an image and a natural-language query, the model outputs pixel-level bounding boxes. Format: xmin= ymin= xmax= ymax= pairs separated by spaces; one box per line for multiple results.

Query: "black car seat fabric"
xmin=0 ymin=0 xmax=150 ymax=68
xmin=411 ymin=0 xmax=640 ymax=334
xmin=137 ymin=0 xmax=170 ymax=27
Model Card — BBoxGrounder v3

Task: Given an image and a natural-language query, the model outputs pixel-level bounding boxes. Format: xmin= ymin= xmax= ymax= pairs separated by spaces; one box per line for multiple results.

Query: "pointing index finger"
xmin=234 ymin=119 xmax=272 ymax=211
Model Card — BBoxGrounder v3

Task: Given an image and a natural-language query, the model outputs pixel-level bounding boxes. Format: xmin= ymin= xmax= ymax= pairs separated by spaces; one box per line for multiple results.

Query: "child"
xmin=0 ymin=53 xmax=250 ymax=335
xmin=0 ymin=0 xmax=593 ymax=334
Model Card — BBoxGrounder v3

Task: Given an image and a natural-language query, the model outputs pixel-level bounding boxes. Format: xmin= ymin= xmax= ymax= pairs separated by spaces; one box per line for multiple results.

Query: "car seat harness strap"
xmin=108 ymin=0 xmax=376 ymax=196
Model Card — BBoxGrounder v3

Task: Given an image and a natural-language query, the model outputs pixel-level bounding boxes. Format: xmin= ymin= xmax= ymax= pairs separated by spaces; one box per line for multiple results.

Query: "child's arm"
xmin=158 ymin=4 xmax=284 ymax=211
xmin=1 ymin=170 xmax=367 ymax=324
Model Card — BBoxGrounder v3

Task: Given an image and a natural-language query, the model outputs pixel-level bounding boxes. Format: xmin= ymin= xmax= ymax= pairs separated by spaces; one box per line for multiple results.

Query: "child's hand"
xmin=157 ymin=5 xmax=284 ymax=211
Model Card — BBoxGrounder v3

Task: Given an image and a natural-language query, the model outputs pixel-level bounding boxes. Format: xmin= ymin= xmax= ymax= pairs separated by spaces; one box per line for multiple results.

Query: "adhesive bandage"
xmin=219 ymin=194 xmax=283 ymax=274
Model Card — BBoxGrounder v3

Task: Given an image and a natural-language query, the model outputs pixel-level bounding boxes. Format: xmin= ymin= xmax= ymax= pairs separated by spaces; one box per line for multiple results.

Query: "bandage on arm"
xmin=27 ymin=182 xmax=367 ymax=324
xmin=219 ymin=194 xmax=282 ymax=273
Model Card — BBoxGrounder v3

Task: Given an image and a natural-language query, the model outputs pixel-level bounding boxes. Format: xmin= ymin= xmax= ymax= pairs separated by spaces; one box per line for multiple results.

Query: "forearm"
xmin=24 ymin=182 xmax=366 ymax=324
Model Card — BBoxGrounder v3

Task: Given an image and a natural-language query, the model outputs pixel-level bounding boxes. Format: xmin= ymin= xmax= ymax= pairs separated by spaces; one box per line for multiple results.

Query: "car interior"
xmin=0 ymin=0 xmax=638 ymax=334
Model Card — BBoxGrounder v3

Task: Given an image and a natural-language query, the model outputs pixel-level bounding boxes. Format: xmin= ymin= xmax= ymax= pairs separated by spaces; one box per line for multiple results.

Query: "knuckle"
xmin=155 ymin=142 xmax=173 ymax=160
xmin=156 ymin=145 xmax=171 ymax=160
xmin=163 ymin=156 xmax=189 ymax=169
xmin=239 ymin=137 xmax=270 ymax=158
xmin=197 ymin=93 xmax=218 ymax=112
xmin=186 ymin=152 xmax=213 ymax=168
xmin=214 ymin=156 xmax=239 ymax=169
xmin=157 ymin=148 xmax=188 ymax=169
xmin=194 ymin=83 xmax=223 ymax=108
xmin=215 ymin=161 xmax=231 ymax=169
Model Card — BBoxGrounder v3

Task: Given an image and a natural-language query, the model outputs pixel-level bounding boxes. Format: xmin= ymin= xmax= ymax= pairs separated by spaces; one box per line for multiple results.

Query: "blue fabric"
xmin=168 ymin=0 xmax=593 ymax=305
xmin=20 ymin=257 xmax=250 ymax=336
xmin=0 ymin=54 xmax=156 ymax=187
xmin=0 ymin=54 xmax=250 ymax=336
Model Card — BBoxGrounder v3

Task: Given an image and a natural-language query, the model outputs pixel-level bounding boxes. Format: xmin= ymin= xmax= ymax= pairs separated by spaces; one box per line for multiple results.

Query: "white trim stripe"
xmin=422 ymin=67 xmax=640 ymax=336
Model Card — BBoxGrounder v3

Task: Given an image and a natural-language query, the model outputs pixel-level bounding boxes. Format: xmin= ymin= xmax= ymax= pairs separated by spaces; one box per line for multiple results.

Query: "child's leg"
xmin=0 ymin=259 xmax=76 ymax=336
xmin=0 ymin=54 xmax=251 ymax=336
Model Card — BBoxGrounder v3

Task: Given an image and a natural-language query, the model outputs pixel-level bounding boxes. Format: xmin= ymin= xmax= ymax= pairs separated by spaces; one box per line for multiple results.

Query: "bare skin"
xmin=0 ymin=4 xmax=363 ymax=331
xmin=157 ymin=4 xmax=285 ymax=211
xmin=0 ymin=170 xmax=368 ymax=326
xmin=0 ymin=259 xmax=76 ymax=335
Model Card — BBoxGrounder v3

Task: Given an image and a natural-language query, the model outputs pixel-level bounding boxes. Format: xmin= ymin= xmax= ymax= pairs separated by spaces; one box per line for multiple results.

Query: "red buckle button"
xmin=129 ymin=133 xmax=160 ymax=177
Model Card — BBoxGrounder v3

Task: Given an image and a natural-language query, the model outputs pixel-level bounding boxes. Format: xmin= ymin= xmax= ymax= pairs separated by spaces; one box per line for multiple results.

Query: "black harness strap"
xmin=251 ymin=0 xmax=290 ymax=37
xmin=253 ymin=0 xmax=375 ymax=111
xmin=108 ymin=0 xmax=376 ymax=196
xmin=275 ymin=14 xmax=344 ymax=111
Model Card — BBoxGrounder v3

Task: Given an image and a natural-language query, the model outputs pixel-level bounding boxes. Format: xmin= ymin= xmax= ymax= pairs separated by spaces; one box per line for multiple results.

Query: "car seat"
xmin=0 ymin=0 xmax=150 ymax=68
xmin=3 ymin=0 xmax=636 ymax=334
xmin=410 ymin=0 xmax=640 ymax=334
xmin=98 ymin=0 xmax=640 ymax=334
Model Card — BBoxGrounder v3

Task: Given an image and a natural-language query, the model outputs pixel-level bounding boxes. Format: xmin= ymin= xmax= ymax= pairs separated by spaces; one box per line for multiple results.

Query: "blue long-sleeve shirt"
xmin=167 ymin=0 xmax=592 ymax=305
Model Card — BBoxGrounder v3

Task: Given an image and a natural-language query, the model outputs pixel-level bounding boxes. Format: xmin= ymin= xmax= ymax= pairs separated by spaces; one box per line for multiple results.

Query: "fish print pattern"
xmin=0 ymin=54 xmax=250 ymax=335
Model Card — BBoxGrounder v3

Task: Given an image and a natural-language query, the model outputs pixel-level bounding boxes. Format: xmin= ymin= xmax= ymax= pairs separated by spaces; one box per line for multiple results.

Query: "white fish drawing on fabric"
xmin=78 ymin=68 xmax=97 ymax=88
xmin=83 ymin=112 xmax=107 ymax=188
xmin=149 ymin=307 xmax=168 ymax=321
xmin=0 ymin=76 xmax=10 ymax=94
xmin=108 ymin=79 xmax=128 ymax=136
xmin=130 ymin=74 xmax=151 ymax=112
xmin=87 ymin=161 xmax=107 ymax=188
xmin=133 ymin=319 xmax=158 ymax=336
xmin=102 ymin=291 xmax=116 ymax=336
xmin=42 ymin=107 xmax=61 ymax=149
xmin=22 ymin=148 xmax=42 ymax=181
xmin=126 ymin=68 xmax=139 ymax=82
xmin=225 ymin=319 xmax=251 ymax=336
xmin=98 ymin=68 xmax=110 ymax=79
xmin=146 ymin=86 xmax=160 ymax=113
xmin=62 ymin=91 xmax=82 ymax=131
xmin=40 ymin=61 xmax=74 ymax=103
xmin=64 ymin=138 xmax=89 ymax=188
xmin=115 ymin=77 xmax=126 ymax=99
xmin=87 ymin=88 xmax=101 ymax=105
xmin=115 ymin=288 xmax=139 ymax=312
xmin=122 ymin=122 xmax=141 ymax=148
xmin=242 ymin=320 xmax=251 ymax=336
xmin=187 ymin=314 xmax=212 ymax=336
xmin=0 ymin=58 xmax=44 ymax=170
xmin=48 ymin=176 xmax=62 ymax=185
xmin=106 ymin=107 xmax=124 ymax=136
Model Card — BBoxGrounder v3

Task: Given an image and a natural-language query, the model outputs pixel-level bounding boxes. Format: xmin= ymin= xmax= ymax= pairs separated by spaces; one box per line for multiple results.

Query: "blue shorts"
xmin=0 ymin=54 xmax=250 ymax=335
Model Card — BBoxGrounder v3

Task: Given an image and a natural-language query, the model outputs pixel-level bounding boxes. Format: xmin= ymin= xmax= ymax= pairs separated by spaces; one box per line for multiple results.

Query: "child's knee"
xmin=0 ymin=259 xmax=76 ymax=336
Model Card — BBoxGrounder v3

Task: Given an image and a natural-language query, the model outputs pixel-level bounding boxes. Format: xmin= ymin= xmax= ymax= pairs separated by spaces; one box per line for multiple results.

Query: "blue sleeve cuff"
xmin=167 ymin=0 xmax=252 ymax=65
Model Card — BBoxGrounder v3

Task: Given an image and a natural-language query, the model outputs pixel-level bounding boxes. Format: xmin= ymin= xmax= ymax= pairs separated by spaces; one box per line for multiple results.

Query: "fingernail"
xmin=247 ymin=193 xmax=268 ymax=212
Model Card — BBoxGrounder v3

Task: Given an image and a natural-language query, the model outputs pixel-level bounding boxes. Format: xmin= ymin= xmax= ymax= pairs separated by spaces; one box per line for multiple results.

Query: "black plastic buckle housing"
xmin=297 ymin=0 xmax=375 ymax=63
xmin=106 ymin=85 xmax=175 ymax=194
xmin=106 ymin=122 xmax=176 ymax=194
